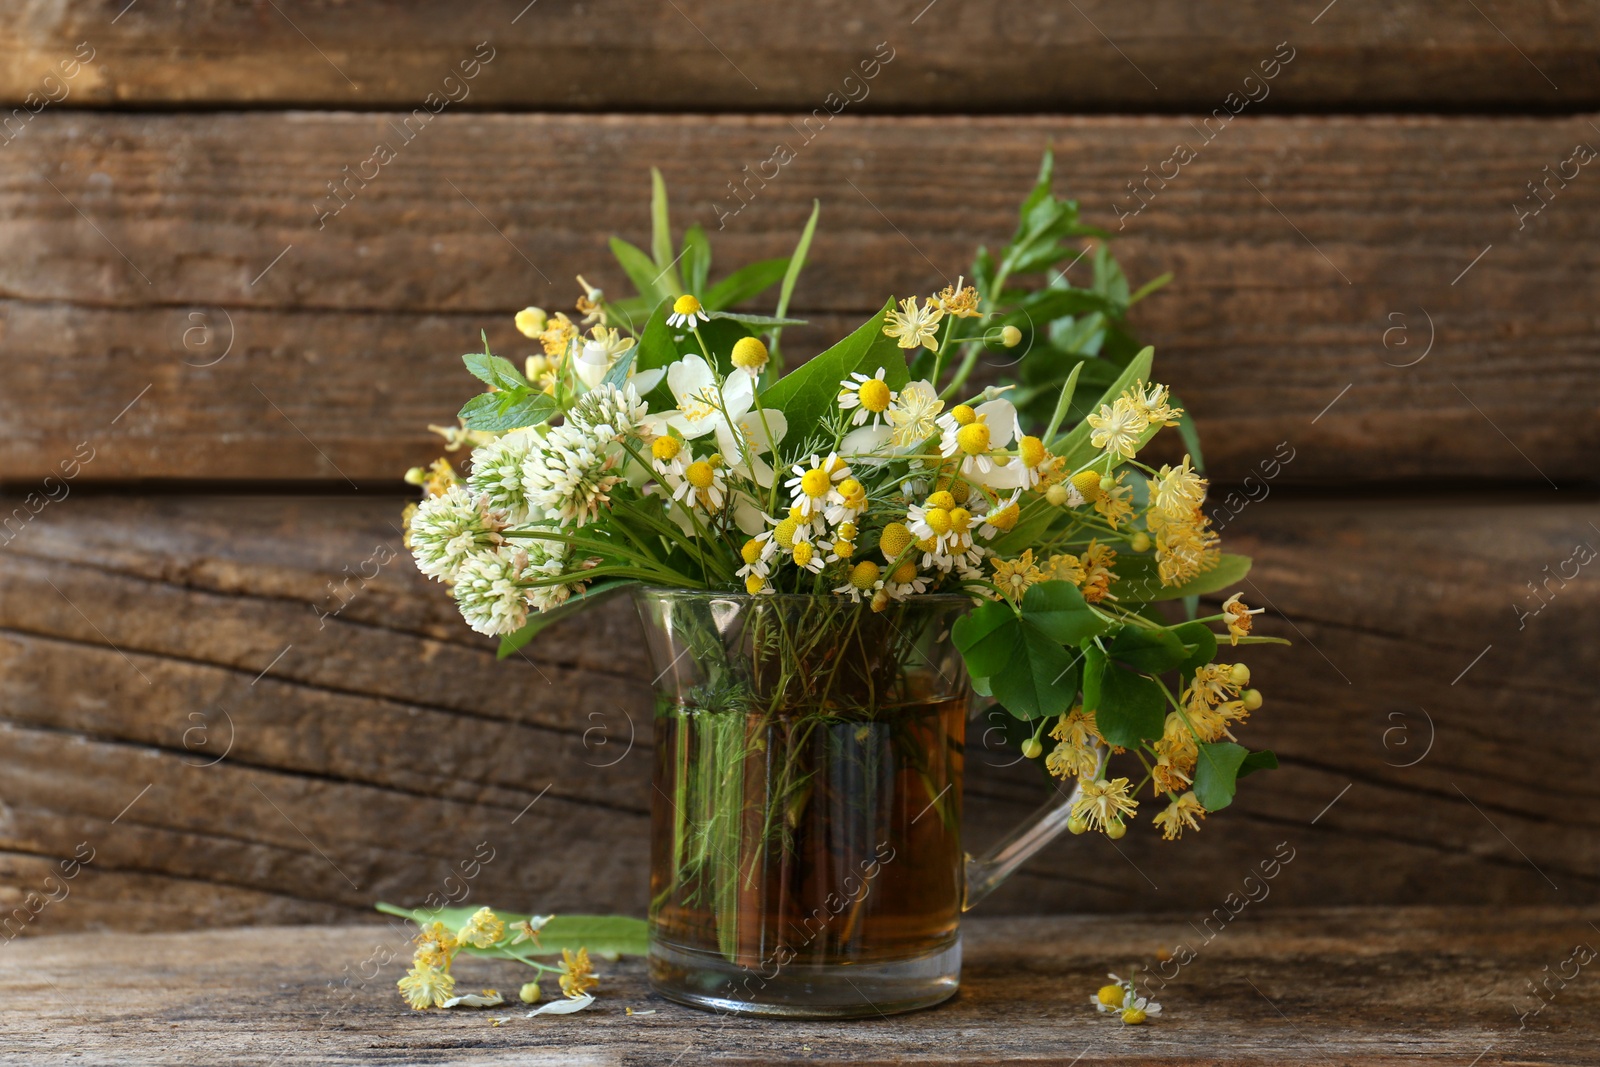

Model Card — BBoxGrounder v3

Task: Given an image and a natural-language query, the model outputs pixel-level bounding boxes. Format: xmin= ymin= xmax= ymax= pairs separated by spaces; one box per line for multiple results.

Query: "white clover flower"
xmin=451 ymin=546 xmax=531 ymax=636
xmin=523 ymin=423 xmax=622 ymax=527
xmin=409 ymin=486 xmax=502 ymax=583
xmin=521 ymin=534 xmax=577 ymax=613
xmin=467 ymin=431 xmax=539 ymax=524
xmin=568 ymin=382 xmax=650 ymax=442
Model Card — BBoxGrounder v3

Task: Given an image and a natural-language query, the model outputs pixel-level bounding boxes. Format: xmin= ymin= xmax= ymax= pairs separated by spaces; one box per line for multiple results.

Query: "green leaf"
xmin=463 ymin=350 xmax=530 ymax=391
xmin=1170 ymin=391 xmax=1206 ymax=472
xmin=1111 ymin=553 xmax=1253 ymax=602
xmin=758 ymin=298 xmax=903 ymax=432
xmin=498 ymin=581 xmax=640 ymax=659
xmin=1043 ymin=359 xmax=1085 ymax=444
xmin=1051 ymin=345 xmax=1154 ymax=466
xmin=649 ymin=167 xmax=682 ymax=294
xmin=376 ymin=902 xmax=648 ymax=958
xmin=991 ymin=624 xmax=1079 ymax=720
xmin=682 ymin=223 xmax=712 ymax=295
xmin=1093 ymin=664 xmax=1165 ymax=747
xmin=1106 ymin=625 xmax=1187 ymax=674
xmin=1080 ymin=643 xmax=1107 ymax=713
xmin=775 ymin=201 xmax=820 ymax=320
xmin=458 ymin=389 xmax=556 ymax=432
xmin=1129 ymin=271 xmax=1172 ymax=306
xmin=703 ymin=257 xmax=791 ymax=311
xmin=1238 ymin=749 xmax=1279 ymax=779
xmin=610 ymin=236 xmax=670 ymax=306
xmin=1192 ymin=741 xmax=1249 ymax=811
xmin=1020 ymin=580 xmax=1105 ymax=646
xmin=952 ymin=600 xmax=1020 ymax=678
xmin=600 ymin=341 xmax=638 ymax=391
xmin=707 ymin=311 xmax=807 ymax=327
xmin=1172 ymin=620 xmax=1219 ymax=682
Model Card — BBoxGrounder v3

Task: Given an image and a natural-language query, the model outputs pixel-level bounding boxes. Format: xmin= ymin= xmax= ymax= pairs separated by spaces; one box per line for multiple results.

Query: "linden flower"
xmin=509 ymin=915 xmax=552 ymax=946
xmin=399 ymin=962 xmax=457 ymax=1010
xmin=1071 ymin=776 xmax=1138 ymax=835
xmin=575 ymin=274 xmax=605 ymax=325
xmin=934 ymin=276 xmax=982 ymax=318
xmin=573 ymin=325 xmax=636 ymax=388
xmin=838 ymin=367 xmax=898 ymax=426
xmin=558 ymin=947 xmax=600 ymax=999
xmin=1094 ymin=471 xmax=1135 ymax=529
xmin=1153 ymin=791 xmax=1207 ymax=841
xmin=538 ymin=311 xmax=579 ymax=358
xmin=666 ymin=293 xmax=710 ymax=329
xmin=1045 ymin=709 xmax=1102 ymax=781
xmin=406 ymin=456 xmax=462 ymax=500
xmin=1128 ymin=379 xmax=1183 ymax=427
xmin=1147 ymin=455 xmax=1207 ymax=520
xmin=883 ymin=295 xmax=944 ymax=351
xmin=1086 ymin=396 xmax=1150 ymax=459
xmin=412 ymin=921 xmax=458 ymax=970
xmin=1221 ymin=592 xmax=1264 ymax=645
xmin=455 ymin=906 xmax=506 ymax=949
xmin=991 ymin=549 xmax=1044 ymax=600
xmin=886 ymin=379 xmax=945 ymax=447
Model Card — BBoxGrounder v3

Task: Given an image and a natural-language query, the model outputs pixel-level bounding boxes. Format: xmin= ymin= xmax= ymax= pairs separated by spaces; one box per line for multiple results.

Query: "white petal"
xmin=840 ymin=424 xmax=893 ymax=460
xmin=971 ymin=456 xmax=1027 ymax=489
xmin=526 ymin=993 xmax=595 ymax=1016
xmin=630 ymin=367 xmax=665 ymax=395
xmin=976 ymin=399 xmax=1019 ymax=448
xmin=442 ymin=991 xmax=507 ymax=1008
xmin=721 ymin=367 xmax=756 ymax=419
xmin=666 ymin=354 xmax=714 ymax=405
xmin=733 ymin=496 xmax=768 ymax=535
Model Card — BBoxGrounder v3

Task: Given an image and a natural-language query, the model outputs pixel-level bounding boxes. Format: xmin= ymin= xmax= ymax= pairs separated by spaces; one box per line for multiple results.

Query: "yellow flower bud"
xmin=891 ymin=560 xmax=918 ymax=585
xmin=1045 ymin=483 xmax=1069 ymax=506
xmin=652 ymin=436 xmax=682 ymax=461
xmin=741 ymin=538 xmax=763 ymax=564
xmin=838 ymin=521 xmax=858 ymax=541
xmin=1021 ymin=737 xmax=1043 ymax=760
xmin=792 ymin=541 xmax=815 ymax=567
xmin=1105 ymin=818 xmax=1128 ymax=840
xmin=1229 ymin=663 xmax=1251 ymax=687
xmin=519 ymin=981 xmax=542 ymax=1004
xmin=948 ymin=506 xmax=972 ymax=532
xmin=833 ymin=539 xmax=855 ymax=558
xmin=773 ymin=517 xmax=800 ymax=549
xmin=403 ymin=467 xmax=426 ymax=486
xmin=1000 ymin=325 xmax=1022 ymax=348
xmin=730 ymin=336 xmax=768 ymax=371
xmin=746 ymin=574 xmax=766 ymax=594
xmin=1071 ymin=469 xmax=1102 ymax=503
xmin=1242 ymin=688 xmax=1263 ymax=711
xmin=926 ymin=490 xmax=956 ymax=510
xmin=1018 ymin=435 xmax=1046 ymax=468
xmin=858 ymin=378 xmax=892 ymax=412
xmin=515 ymin=307 xmax=548 ymax=339
xmin=850 ymin=560 xmax=882 ymax=590
xmin=1097 ymin=984 xmax=1124 ymax=1007
xmin=672 ymin=294 xmax=703 ymax=316
xmin=956 ymin=421 xmax=991 ymax=456
xmin=950 ymin=404 xmax=977 ymax=426
xmin=1068 ymin=814 xmax=1088 ymax=835
xmin=1098 ymin=472 xmax=1117 ymax=494
xmin=1130 ymin=531 xmax=1152 ymax=553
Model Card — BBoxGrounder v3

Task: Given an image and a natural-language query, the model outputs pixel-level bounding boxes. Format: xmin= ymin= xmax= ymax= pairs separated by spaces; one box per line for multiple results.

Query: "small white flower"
xmin=467 ymin=432 xmax=539 ymax=525
xmin=410 ymin=486 xmax=502 ymax=583
xmin=785 ymin=453 xmax=850 ymax=520
xmin=666 ymin=295 xmax=711 ymax=330
xmin=451 ymin=547 xmax=531 ymax=636
xmin=837 ymin=366 xmax=897 ymax=427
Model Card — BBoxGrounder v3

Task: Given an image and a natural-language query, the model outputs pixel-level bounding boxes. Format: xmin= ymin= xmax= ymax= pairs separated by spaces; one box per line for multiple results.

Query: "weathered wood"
xmin=1 ymin=2 xmax=1594 ymax=110
xmin=2 ymin=908 xmax=1595 ymax=1064
xmin=2 ymin=493 xmax=1594 ymax=933
xmin=3 ymin=112 xmax=1597 ymax=484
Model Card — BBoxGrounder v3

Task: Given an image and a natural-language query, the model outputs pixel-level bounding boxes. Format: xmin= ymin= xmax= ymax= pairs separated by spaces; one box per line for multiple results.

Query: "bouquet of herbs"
xmin=405 ymin=154 xmax=1282 ymax=842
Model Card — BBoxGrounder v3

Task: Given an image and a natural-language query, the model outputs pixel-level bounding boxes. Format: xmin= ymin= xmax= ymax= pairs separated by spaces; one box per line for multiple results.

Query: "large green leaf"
xmin=610 ymin=236 xmax=670 ymax=306
xmin=991 ymin=624 xmax=1079 ymax=720
xmin=1192 ymin=741 xmax=1249 ymax=811
xmin=758 ymin=299 xmax=903 ymax=434
xmin=649 ymin=167 xmax=682 ymax=294
xmin=376 ymin=902 xmax=648 ymax=958
xmin=951 ymin=599 xmax=1019 ymax=678
xmin=1105 ymin=625 xmax=1187 ymax=674
xmin=463 ymin=349 xmax=530 ymax=391
xmin=1238 ymin=749 xmax=1279 ymax=779
xmin=682 ymin=223 xmax=711 ymax=295
xmin=1111 ymin=553 xmax=1253 ymax=602
xmin=1093 ymin=663 xmax=1165 ymax=747
xmin=458 ymin=389 xmax=556 ymax=432
xmin=1080 ymin=643 xmax=1107 ymax=713
xmin=1020 ymin=580 xmax=1105 ymax=646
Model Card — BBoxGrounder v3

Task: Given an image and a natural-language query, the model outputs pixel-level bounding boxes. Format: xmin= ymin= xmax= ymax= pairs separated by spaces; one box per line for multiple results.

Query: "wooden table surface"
xmin=4 ymin=906 xmax=1595 ymax=1065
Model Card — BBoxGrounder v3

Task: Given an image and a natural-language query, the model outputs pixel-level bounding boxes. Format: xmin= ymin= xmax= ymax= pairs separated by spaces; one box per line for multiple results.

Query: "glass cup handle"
xmin=962 ymin=744 xmax=1106 ymax=911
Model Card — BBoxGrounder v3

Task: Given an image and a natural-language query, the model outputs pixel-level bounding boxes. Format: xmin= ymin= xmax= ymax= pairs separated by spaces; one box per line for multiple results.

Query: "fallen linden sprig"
xmin=396 ymin=906 xmax=600 ymax=1014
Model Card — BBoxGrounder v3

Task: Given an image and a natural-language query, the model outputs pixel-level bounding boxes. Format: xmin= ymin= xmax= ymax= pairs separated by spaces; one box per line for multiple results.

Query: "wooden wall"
xmin=2 ymin=1 xmax=1597 ymax=935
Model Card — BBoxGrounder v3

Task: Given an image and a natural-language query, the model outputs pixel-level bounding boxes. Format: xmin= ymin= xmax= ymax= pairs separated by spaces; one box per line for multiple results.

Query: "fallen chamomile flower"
xmin=1092 ymin=974 xmax=1162 ymax=1025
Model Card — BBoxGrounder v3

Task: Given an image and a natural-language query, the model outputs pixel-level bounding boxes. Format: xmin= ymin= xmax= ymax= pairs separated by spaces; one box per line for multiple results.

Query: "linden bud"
xmin=1130 ymin=531 xmax=1151 ymax=553
xmin=1229 ymin=663 xmax=1251 ymax=687
xmin=519 ymin=981 xmax=542 ymax=1004
xmin=1098 ymin=473 xmax=1117 ymax=494
xmin=1242 ymin=688 xmax=1263 ymax=711
xmin=403 ymin=466 xmax=426 ymax=486
xmin=1045 ymin=483 xmax=1069 ymax=507
xmin=1067 ymin=814 xmax=1088 ymax=835
xmin=1000 ymin=325 xmax=1022 ymax=348
xmin=1105 ymin=818 xmax=1128 ymax=840
xmin=1021 ymin=738 xmax=1043 ymax=760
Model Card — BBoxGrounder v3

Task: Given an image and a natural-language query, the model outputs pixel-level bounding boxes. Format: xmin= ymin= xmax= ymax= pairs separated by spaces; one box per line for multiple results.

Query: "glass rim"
xmin=632 ymin=585 xmax=973 ymax=606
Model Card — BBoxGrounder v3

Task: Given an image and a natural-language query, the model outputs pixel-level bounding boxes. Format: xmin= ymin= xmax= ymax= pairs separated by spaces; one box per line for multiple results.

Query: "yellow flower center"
xmin=859 ymin=378 xmax=892 ymax=412
xmin=956 ymin=422 xmax=991 ymax=456
xmin=1071 ymin=469 xmax=1103 ymax=502
xmin=800 ymin=467 xmax=832 ymax=497
xmin=652 ymin=436 xmax=682 ymax=461
xmin=672 ymin=294 xmax=702 ymax=316
xmin=924 ymin=507 xmax=952 ymax=536
xmin=741 ymin=538 xmax=763 ymax=564
xmin=685 ymin=461 xmax=715 ymax=489
xmin=987 ymin=503 xmax=1019 ymax=532
xmin=891 ymin=560 xmax=918 ymax=585
xmin=730 ymin=336 xmax=768 ymax=369
xmin=950 ymin=404 xmax=977 ymax=426
xmin=745 ymin=574 xmax=766 ymax=594
xmin=1121 ymin=1008 xmax=1147 ymax=1025
xmin=850 ymin=560 xmax=881 ymax=590
xmin=773 ymin=517 xmax=800 ymax=549
xmin=878 ymin=522 xmax=913 ymax=558
xmin=792 ymin=541 xmax=815 ymax=567
xmin=937 ymin=478 xmax=970 ymax=504
xmin=916 ymin=535 xmax=937 ymax=552
xmin=833 ymin=539 xmax=855 ymax=558
xmin=788 ymin=504 xmax=805 ymax=520
xmin=949 ymin=506 xmax=972 ymax=533
xmin=1019 ymin=435 xmax=1046 ymax=468
xmin=838 ymin=521 xmax=858 ymax=540
xmin=838 ymin=477 xmax=864 ymax=502
xmin=1097 ymin=984 xmax=1124 ymax=1007
xmin=926 ymin=490 xmax=956 ymax=511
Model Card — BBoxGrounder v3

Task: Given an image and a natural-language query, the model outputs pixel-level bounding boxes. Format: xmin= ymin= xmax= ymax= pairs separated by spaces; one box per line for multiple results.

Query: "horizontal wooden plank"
xmin=1 ymin=2 xmax=1594 ymax=110
xmin=3 ymin=112 xmax=1597 ymax=484
xmin=4 ymin=908 xmax=1597 ymax=1064
xmin=2 ymin=492 xmax=1594 ymax=934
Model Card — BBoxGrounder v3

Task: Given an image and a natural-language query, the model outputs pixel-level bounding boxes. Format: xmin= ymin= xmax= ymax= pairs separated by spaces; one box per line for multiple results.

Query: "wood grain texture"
xmin=3 ymin=908 xmax=1596 ymax=1065
xmin=1 ymin=1 xmax=1594 ymax=111
xmin=2 ymin=492 xmax=1594 ymax=935
xmin=3 ymin=112 xmax=1598 ymax=485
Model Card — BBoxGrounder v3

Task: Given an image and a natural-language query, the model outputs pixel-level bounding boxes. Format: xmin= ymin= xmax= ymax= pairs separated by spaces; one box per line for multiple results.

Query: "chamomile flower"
xmin=651 ymin=434 xmax=687 ymax=479
xmin=786 ymin=453 xmax=850 ymax=519
xmin=884 ymin=558 xmax=928 ymax=599
xmin=939 ymin=399 xmax=1017 ymax=478
xmin=737 ymin=534 xmax=777 ymax=583
xmin=886 ymin=379 xmax=945 ymax=447
xmin=673 ymin=456 xmax=726 ymax=512
xmin=882 ymin=295 xmax=944 ymax=351
xmin=790 ymin=536 xmax=825 ymax=574
xmin=824 ymin=476 xmax=868 ymax=526
xmin=1015 ymin=435 xmax=1050 ymax=490
xmin=978 ymin=490 xmax=1022 ymax=540
xmin=1092 ymin=974 xmax=1162 ymax=1024
xmin=666 ymin=294 xmax=709 ymax=329
xmin=451 ymin=547 xmax=531 ymax=637
xmin=838 ymin=367 xmax=897 ymax=426
xmin=834 ymin=559 xmax=883 ymax=603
